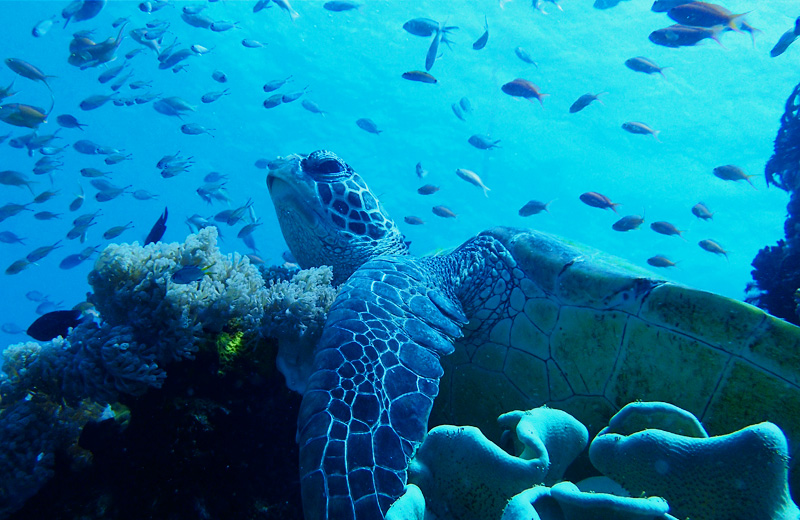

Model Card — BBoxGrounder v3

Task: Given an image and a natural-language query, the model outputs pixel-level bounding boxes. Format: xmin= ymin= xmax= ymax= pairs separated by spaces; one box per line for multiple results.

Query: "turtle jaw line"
xmin=267 ymin=175 xmax=322 ymax=228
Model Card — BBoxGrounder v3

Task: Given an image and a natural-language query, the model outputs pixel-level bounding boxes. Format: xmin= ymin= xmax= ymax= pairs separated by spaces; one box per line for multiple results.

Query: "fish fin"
xmin=652 ymin=130 xmax=662 ymax=143
xmin=727 ymin=12 xmax=750 ymax=33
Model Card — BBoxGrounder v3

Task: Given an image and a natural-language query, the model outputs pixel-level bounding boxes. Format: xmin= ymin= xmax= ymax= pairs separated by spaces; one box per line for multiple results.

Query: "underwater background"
xmin=0 ymin=0 xmax=798 ymax=348
xmin=0 ymin=1 xmax=799 ymax=519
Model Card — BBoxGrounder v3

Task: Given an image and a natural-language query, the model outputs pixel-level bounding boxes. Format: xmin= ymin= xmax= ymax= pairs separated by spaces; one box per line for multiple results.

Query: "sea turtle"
xmin=266 ymin=150 xmax=800 ymax=520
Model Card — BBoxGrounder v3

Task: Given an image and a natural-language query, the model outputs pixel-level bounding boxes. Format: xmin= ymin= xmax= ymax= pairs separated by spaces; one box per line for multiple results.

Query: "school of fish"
xmin=0 ymin=0 xmax=795 ymax=338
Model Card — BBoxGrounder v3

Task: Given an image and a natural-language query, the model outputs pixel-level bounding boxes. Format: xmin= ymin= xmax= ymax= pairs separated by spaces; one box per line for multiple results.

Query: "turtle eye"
xmin=317 ymin=159 xmax=342 ymax=174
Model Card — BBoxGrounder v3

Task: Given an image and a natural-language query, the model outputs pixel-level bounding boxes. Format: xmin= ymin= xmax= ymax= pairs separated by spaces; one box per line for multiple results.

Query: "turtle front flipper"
xmin=297 ymin=255 xmax=466 ymax=520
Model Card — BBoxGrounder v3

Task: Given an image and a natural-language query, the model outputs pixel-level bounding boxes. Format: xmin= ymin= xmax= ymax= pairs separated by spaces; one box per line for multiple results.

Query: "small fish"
xmin=27 ymin=240 xmax=63 ymax=262
xmin=273 ymin=0 xmax=300 ymax=20
xmin=238 ymin=221 xmax=263 ymax=238
xmin=501 ymin=78 xmax=547 ymax=105
xmin=1 ymin=323 xmax=25 ymax=334
xmin=403 ymin=18 xmax=458 ymax=38
xmin=402 ymin=71 xmax=437 ymax=84
xmin=622 ymin=121 xmax=661 ymax=142
xmin=698 ymin=239 xmax=728 ymax=258
xmin=0 ymin=102 xmax=48 ymax=128
xmin=356 ymin=118 xmax=382 ymax=134
xmin=0 ymin=231 xmax=26 ymax=245
xmin=80 ymin=93 xmax=117 ymax=111
xmin=301 ymin=99 xmax=326 ymax=116
xmin=4 ymin=58 xmax=55 ymax=93
xmin=254 ymin=159 xmax=270 ymax=169
xmin=0 ymin=170 xmax=36 ymax=193
xmin=691 ymin=202 xmax=714 ymax=220
xmin=416 ymin=162 xmax=428 ymax=179
xmin=432 ymin=205 xmax=457 ymax=218
xmin=212 ymin=70 xmax=228 ymax=83
xmin=650 ymin=221 xmax=685 ymax=238
xmin=569 ymin=92 xmax=605 ymax=113
xmin=647 ymin=255 xmax=678 ymax=268
xmin=518 ymin=200 xmax=551 ymax=216
xmin=73 ymin=210 xmax=102 ymax=228
xmin=60 ymin=253 xmax=88 ymax=269
xmin=0 ymin=202 xmax=33 ymax=222
xmin=468 ymin=134 xmax=501 ymax=150
xmin=651 ymin=0 xmax=692 ymax=13
xmin=282 ymin=89 xmax=307 ymax=103
xmin=126 ymin=48 xmax=146 ymax=60
xmin=417 ymin=184 xmax=440 ymax=195
xmin=181 ymin=124 xmax=215 ymax=137
xmin=133 ymin=189 xmax=159 ymax=201
xmin=473 ymin=16 xmax=489 ymax=50
xmin=667 ymin=2 xmax=747 ymax=31
xmin=253 ymin=0 xmax=272 ymax=12
xmin=172 ymin=264 xmax=212 ymax=284
xmin=26 ymin=290 xmax=48 ymax=302
xmin=625 ymin=57 xmax=668 ymax=77
xmin=579 ymin=192 xmax=620 ymax=212
xmin=69 ymin=184 xmax=85 ymax=212
xmin=191 ymin=45 xmax=214 ymax=55
xmin=95 ymin=185 xmax=130 ymax=202
xmin=425 ymin=24 xmax=444 ymax=72
xmin=649 ymin=24 xmax=723 ymax=48
xmin=153 ymin=96 xmax=197 ymax=118
xmin=33 ymin=190 xmax=59 ymax=204
xmin=712 ymin=164 xmax=757 ymax=189
xmin=105 ymin=153 xmax=133 ymax=165
xmin=145 ymin=207 xmax=168 ymax=245
xmin=456 ymin=168 xmax=491 ymax=197
xmin=204 ymin=171 xmax=227 ymax=183
xmin=32 ymin=16 xmax=57 ymax=38
xmin=263 ymin=76 xmax=292 ymax=92
xmin=246 ymin=254 xmax=266 ymax=265
xmin=103 ymin=222 xmax=134 ymax=240
xmin=612 ymin=214 xmax=644 ymax=231
xmin=98 ymin=63 xmax=127 ymax=84
xmin=770 ymin=18 xmax=800 ymax=57
xmin=201 ymin=89 xmax=230 ymax=104
xmin=514 ymin=47 xmax=539 ymax=67
xmin=242 ymin=39 xmax=266 ymax=48
xmin=34 ymin=211 xmax=62 ymax=221
xmin=324 ymin=1 xmax=359 ymax=11
xmin=459 ymin=97 xmax=472 ymax=113
xmin=80 ymin=167 xmax=111 ymax=178
xmin=211 ymin=21 xmax=240 ymax=32
xmin=26 ymin=309 xmax=83 ymax=341
xmin=0 ymin=80 xmax=17 ymax=101
xmin=263 ymin=94 xmax=284 ymax=109
xmin=36 ymin=300 xmax=64 ymax=315
xmin=404 ymin=216 xmax=425 ymax=225
xmin=451 ymin=102 xmax=466 ymax=121
xmin=5 ymin=258 xmax=31 ymax=275
xmin=56 ymin=114 xmax=88 ymax=130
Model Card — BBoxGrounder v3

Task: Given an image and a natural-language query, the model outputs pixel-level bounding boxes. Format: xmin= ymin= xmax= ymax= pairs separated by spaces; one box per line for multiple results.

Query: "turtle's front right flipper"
xmin=297 ymin=255 xmax=466 ymax=520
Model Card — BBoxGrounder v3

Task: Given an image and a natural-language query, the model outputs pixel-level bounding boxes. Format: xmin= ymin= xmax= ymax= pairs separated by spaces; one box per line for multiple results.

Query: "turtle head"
xmin=267 ymin=150 xmax=409 ymax=284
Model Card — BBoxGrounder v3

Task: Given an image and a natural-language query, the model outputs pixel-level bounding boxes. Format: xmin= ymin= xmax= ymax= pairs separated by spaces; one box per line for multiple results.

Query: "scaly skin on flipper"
xmin=268 ymin=151 xmax=800 ymax=520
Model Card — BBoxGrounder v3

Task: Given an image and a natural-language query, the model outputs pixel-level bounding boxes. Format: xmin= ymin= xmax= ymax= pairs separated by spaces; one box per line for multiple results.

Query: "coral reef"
xmin=749 ymin=80 xmax=800 ymax=325
xmin=387 ymin=403 xmax=799 ymax=520
xmin=0 ymin=228 xmax=338 ymax=519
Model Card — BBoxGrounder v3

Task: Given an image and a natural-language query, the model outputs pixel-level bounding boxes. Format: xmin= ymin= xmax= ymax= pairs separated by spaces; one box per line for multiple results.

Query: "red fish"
xmin=501 ymin=78 xmax=547 ymax=105
xmin=579 ymin=192 xmax=620 ymax=212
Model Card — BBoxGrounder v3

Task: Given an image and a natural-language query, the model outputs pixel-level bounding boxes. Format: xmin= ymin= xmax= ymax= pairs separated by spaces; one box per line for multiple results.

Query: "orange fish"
xmin=579 ymin=192 xmax=620 ymax=212
xmin=650 ymin=221 xmax=685 ymax=239
xmin=501 ymin=78 xmax=547 ymax=105
xmin=713 ymin=165 xmax=757 ymax=189
xmin=647 ymin=255 xmax=678 ymax=268
xmin=691 ymin=202 xmax=713 ymax=220
xmin=698 ymin=239 xmax=728 ymax=258
xmin=417 ymin=185 xmax=440 ymax=195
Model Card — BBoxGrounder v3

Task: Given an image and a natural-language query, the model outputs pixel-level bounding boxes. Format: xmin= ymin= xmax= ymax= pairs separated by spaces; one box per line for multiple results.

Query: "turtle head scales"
xmin=267 ymin=150 xmax=409 ymax=285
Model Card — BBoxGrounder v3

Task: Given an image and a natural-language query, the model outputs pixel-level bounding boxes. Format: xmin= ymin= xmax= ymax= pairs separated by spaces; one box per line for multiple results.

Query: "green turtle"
xmin=266 ymin=150 xmax=800 ymax=520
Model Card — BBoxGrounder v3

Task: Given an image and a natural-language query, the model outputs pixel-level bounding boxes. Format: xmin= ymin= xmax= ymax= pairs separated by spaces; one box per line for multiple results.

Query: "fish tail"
xmin=652 ymin=130 xmax=662 ymax=143
xmin=483 ymin=186 xmax=491 ymax=197
xmin=746 ymin=175 xmax=758 ymax=190
xmin=610 ymin=202 xmax=621 ymax=213
xmin=728 ymin=12 xmax=750 ymax=33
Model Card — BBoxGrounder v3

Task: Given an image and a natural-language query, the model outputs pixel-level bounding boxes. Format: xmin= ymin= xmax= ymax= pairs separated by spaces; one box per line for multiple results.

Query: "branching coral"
xmin=0 ymin=227 xmax=341 ymax=518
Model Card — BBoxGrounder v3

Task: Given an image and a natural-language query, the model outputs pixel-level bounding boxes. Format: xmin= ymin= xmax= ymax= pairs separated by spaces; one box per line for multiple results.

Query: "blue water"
xmin=0 ymin=0 xmax=796 ymax=351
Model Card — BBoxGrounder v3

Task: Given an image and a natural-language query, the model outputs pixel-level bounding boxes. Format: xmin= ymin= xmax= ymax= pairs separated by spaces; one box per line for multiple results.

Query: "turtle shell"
xmin=430 ymin=226 xmax=800 ymax=487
